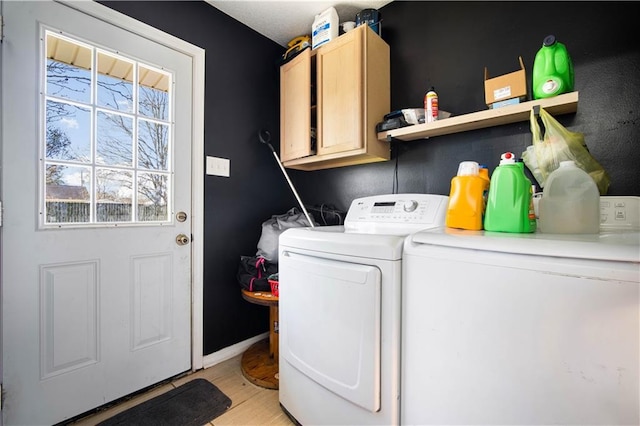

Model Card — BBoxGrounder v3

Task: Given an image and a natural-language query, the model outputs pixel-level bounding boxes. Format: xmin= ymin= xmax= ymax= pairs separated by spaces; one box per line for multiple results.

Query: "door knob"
xmin=176 ymin=234 xmax=190 ymax=246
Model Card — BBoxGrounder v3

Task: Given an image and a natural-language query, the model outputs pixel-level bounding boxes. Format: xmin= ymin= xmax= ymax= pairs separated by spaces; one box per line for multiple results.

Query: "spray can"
xmin=445 ymin=161 xmax=490 ymax=230
xmin=424 ymin=87 xmax=438 ymax=123
xmin=532 ymin=35 xmax=574 ymax=99
xmin=484 ymin=152 xmax=536 ymax=233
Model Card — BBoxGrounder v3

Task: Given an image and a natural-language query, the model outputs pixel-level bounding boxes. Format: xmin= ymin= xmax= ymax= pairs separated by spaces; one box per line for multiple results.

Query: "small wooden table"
xmin=240 ymin=289 xmax=279 ymax=389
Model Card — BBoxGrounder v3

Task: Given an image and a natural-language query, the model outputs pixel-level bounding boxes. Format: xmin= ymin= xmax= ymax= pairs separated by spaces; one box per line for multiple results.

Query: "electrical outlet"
xmin=206 ymin=156 xmax=230 ymax=177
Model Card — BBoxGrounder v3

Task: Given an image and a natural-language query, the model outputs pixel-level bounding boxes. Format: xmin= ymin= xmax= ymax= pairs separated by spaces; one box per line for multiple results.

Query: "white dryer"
xmin=401 ymin=196 xmax=640 ymax=425
xmin=278 ymin=193 xmax=449 ymax=425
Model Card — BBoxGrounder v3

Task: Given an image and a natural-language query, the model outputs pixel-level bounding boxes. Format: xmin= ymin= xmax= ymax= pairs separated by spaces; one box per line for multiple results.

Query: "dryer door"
xmin=280 ymin=251 xmax=381 ymax=412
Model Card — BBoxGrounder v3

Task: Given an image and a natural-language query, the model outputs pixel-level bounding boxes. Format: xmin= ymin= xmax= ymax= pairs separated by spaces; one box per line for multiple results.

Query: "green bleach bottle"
xmin=484 ymin=152 xmax=537 ymax=233
xmin=532 ymin=35 xmax=574 ymax=99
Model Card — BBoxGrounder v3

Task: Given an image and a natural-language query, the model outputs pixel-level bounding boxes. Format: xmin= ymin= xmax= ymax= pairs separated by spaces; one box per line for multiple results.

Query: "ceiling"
xmin=205 ymin=0 xmax=393 ymax=47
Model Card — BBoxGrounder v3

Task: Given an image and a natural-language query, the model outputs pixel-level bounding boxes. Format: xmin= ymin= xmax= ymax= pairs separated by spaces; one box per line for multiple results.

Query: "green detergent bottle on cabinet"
xmin=533 ymin=35 xmax=574 ymax=99
xmin=484 ymin=152 xmax=536 ymax=233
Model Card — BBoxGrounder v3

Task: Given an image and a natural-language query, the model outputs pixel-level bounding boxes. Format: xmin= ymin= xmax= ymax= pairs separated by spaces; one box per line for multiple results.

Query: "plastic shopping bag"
xmin=256 ymin=208 xmax=315 ymax=263
xmin=523 ymin=107 xmax=610 ymax=195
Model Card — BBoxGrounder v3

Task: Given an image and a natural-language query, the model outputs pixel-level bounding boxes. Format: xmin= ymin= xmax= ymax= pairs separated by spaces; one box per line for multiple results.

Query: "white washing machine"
xmin=278 ymin=193 xmax=449 ymax=425
xmin=402 ymin=196 xmax=640 ymax=425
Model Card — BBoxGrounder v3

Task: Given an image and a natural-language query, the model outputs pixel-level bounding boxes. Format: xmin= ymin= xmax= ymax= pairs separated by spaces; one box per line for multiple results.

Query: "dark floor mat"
xmin=97 ymin=378 xmax=232 ymax=426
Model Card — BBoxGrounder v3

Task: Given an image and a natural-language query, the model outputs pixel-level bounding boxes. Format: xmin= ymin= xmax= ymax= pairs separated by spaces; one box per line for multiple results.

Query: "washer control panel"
xmin=344 ymin=194 xmax=449 ymax=234
xmin=600 ymin=196 xmax=639 ymax=231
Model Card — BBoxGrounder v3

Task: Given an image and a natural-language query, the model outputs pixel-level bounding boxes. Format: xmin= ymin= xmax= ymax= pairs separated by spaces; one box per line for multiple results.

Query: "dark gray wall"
xmin=291 ymin=1 xmax=640 ymax=211
xmin=101 ymin=1 xmax=640 ymax=357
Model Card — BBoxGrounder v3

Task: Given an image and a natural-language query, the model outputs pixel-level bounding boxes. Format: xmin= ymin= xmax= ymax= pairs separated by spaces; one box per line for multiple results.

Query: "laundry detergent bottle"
xmin=484 ymin=152 xmax=536 ymax=233
xmin=532 ymin=35 xmax=574 ymax=99
xmin=445 ymin=161 xmax=490 ymax=230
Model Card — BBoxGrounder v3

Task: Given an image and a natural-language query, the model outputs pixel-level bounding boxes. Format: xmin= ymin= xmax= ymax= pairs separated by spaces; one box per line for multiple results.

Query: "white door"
xmin=2 ymin=1 xmax=198 ymax=424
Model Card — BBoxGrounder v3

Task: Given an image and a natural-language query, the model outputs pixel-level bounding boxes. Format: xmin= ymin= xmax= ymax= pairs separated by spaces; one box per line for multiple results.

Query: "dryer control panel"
xmin=344 ymin=194 xmax=449 ymax=234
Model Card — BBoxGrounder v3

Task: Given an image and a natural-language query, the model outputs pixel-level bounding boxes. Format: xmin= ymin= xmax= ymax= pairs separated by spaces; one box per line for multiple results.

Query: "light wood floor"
xmin=68 ymin=353 xmax=295 ymax=425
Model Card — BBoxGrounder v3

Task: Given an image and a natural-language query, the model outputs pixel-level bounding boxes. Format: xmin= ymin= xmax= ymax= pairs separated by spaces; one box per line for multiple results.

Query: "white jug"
xmin=538 ymin=160 xmax=600 ymax=234
xmin=312 ymin=7 xmax=339 ymax=49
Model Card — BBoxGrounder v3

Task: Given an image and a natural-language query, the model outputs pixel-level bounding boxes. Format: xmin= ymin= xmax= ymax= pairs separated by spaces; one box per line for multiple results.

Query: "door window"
xmin=42 ymin=31 xmax=173 ymax=227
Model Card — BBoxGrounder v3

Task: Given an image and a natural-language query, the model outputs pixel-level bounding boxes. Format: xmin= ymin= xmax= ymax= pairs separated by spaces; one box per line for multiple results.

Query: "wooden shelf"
xmin=377 ymin=91 xmax=579 ymax=142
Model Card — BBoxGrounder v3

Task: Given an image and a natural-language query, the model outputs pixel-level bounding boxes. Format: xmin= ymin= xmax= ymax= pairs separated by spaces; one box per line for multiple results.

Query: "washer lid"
xmin=409 ymin=227 xmax=640 ymax=263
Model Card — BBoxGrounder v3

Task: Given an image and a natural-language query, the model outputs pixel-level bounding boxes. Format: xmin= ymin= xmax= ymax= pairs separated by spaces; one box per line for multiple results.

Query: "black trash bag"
xmin=237 ymin=255 xmax=278 ymax=292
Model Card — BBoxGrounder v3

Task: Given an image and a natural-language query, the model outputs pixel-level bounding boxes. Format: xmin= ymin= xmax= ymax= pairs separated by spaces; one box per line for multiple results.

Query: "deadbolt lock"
xmin=176 ymin=211 xmax=187 ymax=222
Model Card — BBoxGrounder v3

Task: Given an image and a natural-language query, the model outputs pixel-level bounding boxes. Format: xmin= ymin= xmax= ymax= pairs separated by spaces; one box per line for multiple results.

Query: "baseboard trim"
xmin=202 ymin=332 xmax=269 ymax=369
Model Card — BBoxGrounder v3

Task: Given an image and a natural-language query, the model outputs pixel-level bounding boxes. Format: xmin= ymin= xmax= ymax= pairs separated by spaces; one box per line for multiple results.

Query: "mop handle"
xmin=270 ymin=150 xmax=316 ymax=228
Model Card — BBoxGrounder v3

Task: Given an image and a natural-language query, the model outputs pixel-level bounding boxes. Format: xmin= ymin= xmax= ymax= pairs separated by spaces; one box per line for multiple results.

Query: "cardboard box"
xmin=484 ymin=56 xmax=527 ymax=107
xmin=490 ymin=97 xmax=521 ymax=109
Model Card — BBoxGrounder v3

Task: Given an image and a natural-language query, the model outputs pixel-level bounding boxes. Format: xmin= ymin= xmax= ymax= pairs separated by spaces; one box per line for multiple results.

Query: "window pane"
xmin=96 ymin=111 xmax=133 ymax=166
xmin=97 ymin=51 xmax=134 ymax=112
xmin=138 ymin=119 xmax=169 ymax=171
xmin=42 ymin=32 xmax=175 ymax=228
xmin=46 ymin=101 xmax=91 ymax=162
xmin=139 ymin=65 xmax=169 ymax=121
xmin=46 ymin=34 xmax=91 ymax=104
xmin=45 ymin=164 xmax=91 ymax=223
xmin=96 ymin=168 xmax=132 ymax=222
xmin=138 ymin=172 xmax=168 ymax=221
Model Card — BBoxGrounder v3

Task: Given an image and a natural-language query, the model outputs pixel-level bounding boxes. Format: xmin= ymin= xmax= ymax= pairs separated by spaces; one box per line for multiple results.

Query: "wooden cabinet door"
xmin=316 ymin=26 xmax=364 ymax=156
xmin=280 ymin=49 xmax=313 ymax=162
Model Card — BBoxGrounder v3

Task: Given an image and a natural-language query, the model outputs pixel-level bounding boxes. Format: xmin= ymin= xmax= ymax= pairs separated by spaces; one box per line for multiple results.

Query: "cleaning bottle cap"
xmin=457 ymin=161 xmax=479 ymax=176
xmin=543 ymin=35 xmax=557 ymax=47
xmin=499 ymin=152 xmax=517 ymax=165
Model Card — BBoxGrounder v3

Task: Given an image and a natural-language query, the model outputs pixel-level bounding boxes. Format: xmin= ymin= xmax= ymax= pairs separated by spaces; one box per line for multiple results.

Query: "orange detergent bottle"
xmin=445 ymin=161 xmax=490 ymax=230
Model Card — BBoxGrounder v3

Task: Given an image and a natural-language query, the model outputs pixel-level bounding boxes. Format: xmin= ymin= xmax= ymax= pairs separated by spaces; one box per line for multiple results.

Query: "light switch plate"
xmin=206 ymin=156 xmax=230 ymax=177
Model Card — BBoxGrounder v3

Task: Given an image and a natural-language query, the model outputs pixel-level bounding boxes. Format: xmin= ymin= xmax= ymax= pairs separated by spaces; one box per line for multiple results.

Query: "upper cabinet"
xmin=280 ymin=48 xmax=313 ymax=162
xmin=280 ymin=24 xmax=390 ymax=171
